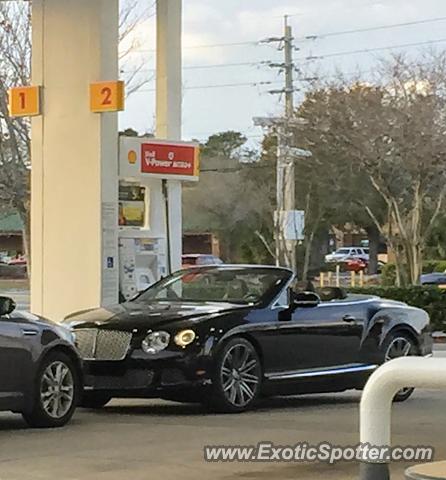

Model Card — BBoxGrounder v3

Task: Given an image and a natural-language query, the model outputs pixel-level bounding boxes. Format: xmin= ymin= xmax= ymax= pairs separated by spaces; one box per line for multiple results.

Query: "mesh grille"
xmin=95 ymin=330 xmax=132 ymax=361
xmin=74 ymin=329 xmax=97 ymax=359
xmin=74 ymin=329 xmax=132 ymax=361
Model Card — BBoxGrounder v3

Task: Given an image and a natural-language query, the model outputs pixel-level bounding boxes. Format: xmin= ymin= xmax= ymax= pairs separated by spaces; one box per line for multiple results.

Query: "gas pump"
xmin=117 ymin=136 xmax=199 ymax=301
xmin=117 ymin=182 xmax=167 ymax=300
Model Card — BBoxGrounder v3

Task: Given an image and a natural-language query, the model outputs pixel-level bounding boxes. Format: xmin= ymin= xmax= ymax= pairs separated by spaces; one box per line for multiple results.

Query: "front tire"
xmin=383 ymin=333 xmax=417 ymax=402
xmin=22 ymin=352 xmax=80 ymax=428
xmin=207 ymin=337 xmax=262 ymax=413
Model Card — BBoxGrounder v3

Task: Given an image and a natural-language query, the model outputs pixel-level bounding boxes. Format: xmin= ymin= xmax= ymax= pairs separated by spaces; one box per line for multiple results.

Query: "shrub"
xmin=423 ymin=260 xmax=446 ymax=274
xmin=381 ymin=263 xmax=397 ymax=286
xmin=350 ymin=285 xmax=446 ymax=332
xmin=380 ymin=260 xmax=446 ymax=286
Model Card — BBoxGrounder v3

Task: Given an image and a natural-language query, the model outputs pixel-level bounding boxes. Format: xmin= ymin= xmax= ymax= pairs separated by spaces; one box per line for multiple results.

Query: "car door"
xmin=258 ymin=300 xmax=365 ymax=376
xmin=0 ymin=315 xmax=32 ymax=408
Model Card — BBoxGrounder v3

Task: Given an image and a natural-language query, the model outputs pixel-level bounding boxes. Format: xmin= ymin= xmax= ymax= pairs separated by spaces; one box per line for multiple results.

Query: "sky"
xmin=119 ymin=0 xmax=446 ymax=146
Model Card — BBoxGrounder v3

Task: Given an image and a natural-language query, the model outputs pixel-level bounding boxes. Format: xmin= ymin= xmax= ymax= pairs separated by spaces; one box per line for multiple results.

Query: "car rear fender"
xmin=364 ymin=307 xmax=429 ymax=349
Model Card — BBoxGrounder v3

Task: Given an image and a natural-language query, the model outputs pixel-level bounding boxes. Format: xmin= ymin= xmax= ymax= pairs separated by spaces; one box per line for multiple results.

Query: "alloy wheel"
xmin=385 ymin=337 xmax=413 ymax=361
xmin=40 ymin=361 xmax=75 ymax=419
xmin=220 ymin=343 xmax=260 ymax=408
xmin=385 ymin=336 xmax=414 ymax=397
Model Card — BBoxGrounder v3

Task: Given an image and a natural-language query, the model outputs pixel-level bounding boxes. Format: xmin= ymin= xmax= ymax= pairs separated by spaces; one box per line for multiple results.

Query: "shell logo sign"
xmin=141 ymin=142 xmax=199 ymax=177
xmin=119 ymin=137 xmax=200 ymax=181
xmin=127 ymin=150 xmax=137 ymax=164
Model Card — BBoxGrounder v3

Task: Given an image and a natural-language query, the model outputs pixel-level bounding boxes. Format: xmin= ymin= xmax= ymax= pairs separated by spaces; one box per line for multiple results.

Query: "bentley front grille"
xmin=74 ymin=329 xmax=132 ymax=361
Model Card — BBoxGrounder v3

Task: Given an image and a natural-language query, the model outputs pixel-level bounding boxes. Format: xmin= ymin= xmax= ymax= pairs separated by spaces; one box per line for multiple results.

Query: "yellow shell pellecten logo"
xmin=128 ymin=150 xmax=137 ymax=164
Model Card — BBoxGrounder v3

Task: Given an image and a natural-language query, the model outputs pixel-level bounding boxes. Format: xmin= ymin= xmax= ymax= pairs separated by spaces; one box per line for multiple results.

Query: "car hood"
xmin=326 ymin=253 xmax=345 ymax=259
xmin=64 ymin=301 xmax=250 ymax=331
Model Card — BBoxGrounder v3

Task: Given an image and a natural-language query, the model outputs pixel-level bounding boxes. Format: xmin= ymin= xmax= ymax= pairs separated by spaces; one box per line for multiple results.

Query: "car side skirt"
xmin=265 ymin=363 xmax=378 ymax=381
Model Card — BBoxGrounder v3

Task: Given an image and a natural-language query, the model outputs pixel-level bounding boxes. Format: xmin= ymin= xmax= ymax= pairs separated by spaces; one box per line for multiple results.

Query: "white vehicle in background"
xmin=325 ymin=247 xmax=369 ymax=263
xmin=0 ymin=252 xmax=11 ymax=264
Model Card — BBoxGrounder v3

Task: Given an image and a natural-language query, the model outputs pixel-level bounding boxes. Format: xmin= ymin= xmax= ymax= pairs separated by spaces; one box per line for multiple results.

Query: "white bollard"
xmin=359 ymin=357 xmax=446 ymax=480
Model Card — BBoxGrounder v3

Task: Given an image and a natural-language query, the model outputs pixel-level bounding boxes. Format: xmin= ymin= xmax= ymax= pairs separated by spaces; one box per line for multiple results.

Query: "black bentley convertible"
xmin=64 ymin=265 xmax=432 ymax=412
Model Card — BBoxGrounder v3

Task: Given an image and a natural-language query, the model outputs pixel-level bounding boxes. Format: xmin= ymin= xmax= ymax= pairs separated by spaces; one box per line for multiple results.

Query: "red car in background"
xmin=345 ymin=258 xmax=368 ymax=272
xmin=8 ymin=255 xmax=27 ymax=266
xmin=182 ymin=254 xmax=223 ymax=268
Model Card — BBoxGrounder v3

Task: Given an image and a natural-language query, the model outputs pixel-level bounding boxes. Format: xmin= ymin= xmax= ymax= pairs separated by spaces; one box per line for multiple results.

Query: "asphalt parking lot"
xmin=0 ymin=349 xmax=445 ymax=480
xmin=1 ymin=288 xmax=444 ymax=479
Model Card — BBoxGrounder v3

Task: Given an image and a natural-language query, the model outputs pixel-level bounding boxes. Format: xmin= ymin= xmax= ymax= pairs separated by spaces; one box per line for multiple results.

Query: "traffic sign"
xmin=90 ymin=81 xmax=125 ymax=112
xmin=9 ymin=86 xmax=41 ymax=117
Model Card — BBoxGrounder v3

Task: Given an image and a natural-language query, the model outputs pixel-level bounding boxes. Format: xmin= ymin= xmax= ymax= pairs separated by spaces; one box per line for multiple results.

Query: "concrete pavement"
xmin=0 ymin=361 xmax=445 ymax=479
xmin=1 ymin=287 xmax=444 ymax=479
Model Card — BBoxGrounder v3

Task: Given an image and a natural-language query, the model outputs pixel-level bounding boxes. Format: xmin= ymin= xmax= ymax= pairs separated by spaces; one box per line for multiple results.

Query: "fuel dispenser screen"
xmin=119 ymin=185 xmax=146 ymax=227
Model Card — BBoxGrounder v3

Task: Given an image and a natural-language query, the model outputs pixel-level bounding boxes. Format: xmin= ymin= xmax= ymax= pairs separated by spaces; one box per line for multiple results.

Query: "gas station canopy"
xmin=6 ymin=0 xmax=186 ymax=321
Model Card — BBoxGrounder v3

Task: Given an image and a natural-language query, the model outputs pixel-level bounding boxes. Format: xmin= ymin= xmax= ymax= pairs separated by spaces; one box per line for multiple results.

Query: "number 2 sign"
xmin=9 ymin=86 xmax=41 ymax=117
xmin=90 ymin=81 xmax=125 ymax=113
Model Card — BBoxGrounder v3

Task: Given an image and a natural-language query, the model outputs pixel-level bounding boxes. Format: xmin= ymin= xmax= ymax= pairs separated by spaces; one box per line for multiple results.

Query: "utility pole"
xmin=282 ymin=16 xmax=297 ymax=272
xmin=284 ymin=16 xmax=295 ymax=119
xmin=257 ymin=16 xmax=298 ymax=272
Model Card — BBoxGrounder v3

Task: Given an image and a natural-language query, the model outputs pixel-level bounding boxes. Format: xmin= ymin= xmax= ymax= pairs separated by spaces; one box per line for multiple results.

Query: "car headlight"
xmin=142 ymin=331 xmax=170 ymax=354
xmin=174 ymin=329 xmax=196 ymax=348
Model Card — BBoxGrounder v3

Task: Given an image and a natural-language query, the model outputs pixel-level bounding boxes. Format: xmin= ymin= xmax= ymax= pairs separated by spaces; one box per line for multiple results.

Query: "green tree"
xmin=0 ymin=1 xmax=150 ymax=272
xmin=183 ymin=132 xmax=275 ymax=263
xmin=294 ymin=53 xmax=446 ymax=285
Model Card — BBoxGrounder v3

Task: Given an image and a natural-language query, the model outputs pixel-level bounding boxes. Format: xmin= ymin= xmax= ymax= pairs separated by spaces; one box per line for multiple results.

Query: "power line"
xmin=134 ymin=80 xmax=280 ymax=93
xmin=303 ymin=37 xmax=446 ymax=61
xmin=179 ymin=40 xmax=260 ymax=49
xmin=300 ymin=56 xmax=445 ymax=83
xmin=299 ymin=15 xmax=446 ymax=41
xmin=130 ymin=15 xmax=446 ymax=54
xmin=121 ymin=61 xmax=264 ymax=74
xmin=134 ymin=40 xmax=262 ymax=54
xmin=285 ymin=13 xmax=304 ymax=19
xmin=200 ymin=164 xmax=271 ymax=173
xmin=185 ymin=61 xmax=262 ymax=70
xmin=124 ymin=16 xmax=446 ymax=75
xmin=177 ymin=80 xmax=276 ymax=90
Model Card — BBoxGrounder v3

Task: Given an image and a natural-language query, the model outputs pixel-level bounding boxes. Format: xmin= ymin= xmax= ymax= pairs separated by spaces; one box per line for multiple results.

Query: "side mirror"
xmin=0 ymin=296 xmax=16 ymax=316
xmin=292 ymin=291 xmax=321 ymax=309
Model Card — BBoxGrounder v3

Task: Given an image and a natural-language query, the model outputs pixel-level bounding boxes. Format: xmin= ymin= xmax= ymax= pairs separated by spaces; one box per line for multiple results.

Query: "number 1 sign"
xmin=9 ymin=86 xmax=41 ymax=117
xmin=90 ymin=81 xmax=125 ymax=113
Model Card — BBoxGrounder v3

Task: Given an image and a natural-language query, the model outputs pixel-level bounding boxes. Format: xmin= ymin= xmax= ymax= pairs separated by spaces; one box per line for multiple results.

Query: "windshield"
xmin=133 ymin=267 xmax=292 ymax=305
xmin=336 ymin=248 xmax=351 ymax=255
